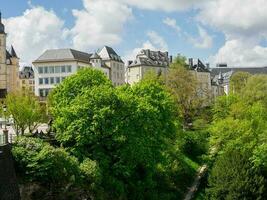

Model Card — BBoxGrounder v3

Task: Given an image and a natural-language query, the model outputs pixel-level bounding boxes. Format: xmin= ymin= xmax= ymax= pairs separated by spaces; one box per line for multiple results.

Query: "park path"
xmin=184 ymin=164 xmax=208 ymax=200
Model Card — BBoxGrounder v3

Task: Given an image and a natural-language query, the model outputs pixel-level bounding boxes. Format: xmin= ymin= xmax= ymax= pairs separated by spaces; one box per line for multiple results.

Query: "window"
xmin=56 ymin=77 xmax=60 ymax=84
xmin=39 ymin=78 xmax=43 ymax=85
xmin=22 ymin=80 xmax=26 ymax=84
xmin=44 ymin=66 xmax=48 ymax=73
xmin=49 ymin=66 xmax=55 ymax=73
xmin=44 ymin=78 xmax=49 ymax=84
xmin=55 ymin=66 xmax=61 ymax=73
xmin=117 ymin=64 xmax=119 ymax=70
xmin=38 ymin=67 xmax=43 ymax=74
xmin=29 ymin=80 xmax=32 ymax=84
xmin=61 ymin=66 xmax=66 ymax=73
xmin=50 ymin=77 xmax=54 ymax=84
xmin=67 ymin=65 xmax=72 ymax=73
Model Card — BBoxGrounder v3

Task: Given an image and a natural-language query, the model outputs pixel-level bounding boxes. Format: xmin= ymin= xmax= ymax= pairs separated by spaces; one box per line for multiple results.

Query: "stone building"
xmin=0 ymin=13 xmax=20 ymax=98
xmin=19 ymin=66 xmax=35 ymax=93
xmin=126 ymin=49 xmax=169 ymax=85
xmin=98 ymin=46 xmax=125 ymax=86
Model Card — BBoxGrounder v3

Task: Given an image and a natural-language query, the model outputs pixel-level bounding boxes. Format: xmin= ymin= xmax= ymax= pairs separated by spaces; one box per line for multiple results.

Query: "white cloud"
xmin=163 ymin=17 xmax=181 ymax=33
xmin=121 ymin=0 xmax=209 ymax=12
xmin=198 ymin=0 xmax=267 ymax=66
xmin=147 ymin=31 xmax=168 ymax=51
xmin=70 ymin=0 xmax=132 ymax=51
xmin=4 ymin=6 xmax=67 ymax=64
xmin=211 ymin=39 xmax=267 ymax=67
xmin=188 ymin=26 xmax=213 ymax=49
xmin=123 ymin=31 xmax=168 ymax=62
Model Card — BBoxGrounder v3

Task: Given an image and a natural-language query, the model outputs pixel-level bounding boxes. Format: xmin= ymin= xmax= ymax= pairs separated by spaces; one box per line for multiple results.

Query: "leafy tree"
xmin=12 ymin=137 xmax=82 ymax=199
xmin=5 ymin=89 xmax=45 ymax=135
xmin=207 ymin=147 xmax=265 ymax=200
xmin=166 ymin=56 xmax=201 ymax=128
xmin=230 ymin=71 xmax=251 ymax=94
xmin=49 ymin=68 xmax=180 ymax=199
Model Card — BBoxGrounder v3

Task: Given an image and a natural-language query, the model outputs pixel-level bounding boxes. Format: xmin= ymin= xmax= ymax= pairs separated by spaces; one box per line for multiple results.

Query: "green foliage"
xmin=12 ymin=137 xmax=80 ymax=186
xmin=207 ymin=74 xmax=267 ymax=199
xmin=207 ymin=147 xmax=265 ymax=200
xmin=230 ymin=71 xmax=251 ymax=94
xmin=6 ymin=90 xmax=46 ymax=135
xmin=49 ymin=68 xmax=189 ymax=199
xmin=166 ymin=56 xmax=201 ymax=127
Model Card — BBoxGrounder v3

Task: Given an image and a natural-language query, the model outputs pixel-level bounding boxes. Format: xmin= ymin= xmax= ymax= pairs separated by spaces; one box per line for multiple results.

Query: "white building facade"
xmin=33 ymin=49 xmax=110 ymax=98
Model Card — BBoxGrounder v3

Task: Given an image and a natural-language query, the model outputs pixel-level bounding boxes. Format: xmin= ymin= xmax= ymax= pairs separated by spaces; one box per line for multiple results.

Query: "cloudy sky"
xmin=2 ymin=0 xmax=267 ymax=67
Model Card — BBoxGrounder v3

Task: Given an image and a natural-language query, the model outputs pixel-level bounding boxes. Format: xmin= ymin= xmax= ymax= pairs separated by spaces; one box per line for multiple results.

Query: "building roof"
xmin=0 ymin=12 xmax=5 ymax=34
xmin=90 ymin=52 xmax=101 ymax=59
xmin=33 ymin=49 xmax=92 ymax=64
xmin=98 ymin=46 xmax=124 ymax=63
xmin=188 ymin=58 xmax=210 ymax=73
xmin=10 ymin=45 xmax=18 ymax=58
xmin=19 ymin=66 xmax=34 ymax=79
xmin=211 ymin=67 xmax=267 ymax=77
xmin=128 ymin=49 xmax=169 ymax=68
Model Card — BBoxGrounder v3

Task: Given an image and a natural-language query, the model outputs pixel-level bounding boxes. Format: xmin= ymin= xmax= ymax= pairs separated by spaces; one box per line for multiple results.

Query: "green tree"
xmin=5 ymin=89 xmax=45 ymax=135
xmin=230 ymin=71 xmax=251 ymax=94
xmin=207 ymin=147 xmax=265 ymax=200
xmin=49 ymin=68 xmax=179 ymax=199
xmin=12 ymin=137 xmax=82 ymax=199
xmin=166 ymin=56 xmax=201 ymax=128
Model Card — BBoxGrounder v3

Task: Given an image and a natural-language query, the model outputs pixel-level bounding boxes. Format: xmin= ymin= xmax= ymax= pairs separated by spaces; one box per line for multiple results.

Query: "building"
xmin=126 ymin=49 xmax=169 ymax=85
xmin=211 ymin=66 xmax=267 ymax=95
xmin=98 ymin=46 xmax=125 ymax=86
xmin=32 ymin=48 xmax=111 ymax=98
xmin=188 ymin=58 xmax=212 ymax=101
xmin=19 ymin=66 xmax=35 ymax=93
xmin=0 ymin=13 xmax=20 ymax=98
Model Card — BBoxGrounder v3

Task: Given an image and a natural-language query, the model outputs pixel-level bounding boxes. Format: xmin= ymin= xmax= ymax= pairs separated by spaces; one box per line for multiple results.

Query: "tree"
xmin=166 ymin=56 xmax=201 ymax=128
xmin=5 ymin=89 xmax=45 ymax=135
xmin=49 ymin=68 xmax=180 ymax=199
xmin=230 ymin=71 xmax=251 ymax=94
xmin=207 ymin=147 xmax=265 ymax=200
xmin=12 ymin=136 xmax=84 ymax=199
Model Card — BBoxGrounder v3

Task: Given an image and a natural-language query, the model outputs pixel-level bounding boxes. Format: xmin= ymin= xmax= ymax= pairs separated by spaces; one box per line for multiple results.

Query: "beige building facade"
xmin=19 ymin=66 xmax=35 ymax=94
xmin=0 ymin=13 xmax=20 ymax=97
xmin=126 ymin=49 xmax=169 ymax=85
xmin=98 ymin=46 xmax=125 ymax=86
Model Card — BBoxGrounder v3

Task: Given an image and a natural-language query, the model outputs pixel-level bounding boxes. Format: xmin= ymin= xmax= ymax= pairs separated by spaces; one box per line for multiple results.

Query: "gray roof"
xmin=90 ymin=52 xmax=101 ymax=59
xmin=128 ymin=49 xmax=169 ymax=68
xmin=98 ymin=46 xmax=124 ymax=63
xmin=0 ymin=12 xmax=5 ymax=34
xmin=19 ymin=66 xmax=34 ymax=79
xmin=33 ymin=49 xmax=92 ymax=64
xmin=211 ymin=67 xmax=267 ymax=77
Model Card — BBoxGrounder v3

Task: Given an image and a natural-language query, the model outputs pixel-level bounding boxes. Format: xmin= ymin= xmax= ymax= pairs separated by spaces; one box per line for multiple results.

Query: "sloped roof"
xmin=211 ymin=67 xmax=267 ymax=77
xmin=98 ymin=46 xmax=124 ymax=63
xmin=33 ymin=49 xmax=92 ymax=64
xmin=128 ymin=49 xmax=169 ymax=68
xmin=90 ymin=52 xmax=101 ymax=59
xmin=19 ymin=66 xmax=34 ymax=79
xmin=10 ymin=45 xmax=18 ymax=58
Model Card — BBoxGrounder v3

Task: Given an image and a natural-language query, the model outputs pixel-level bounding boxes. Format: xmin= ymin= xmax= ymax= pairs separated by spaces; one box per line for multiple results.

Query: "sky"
xmin=2 ymin=0 xmax=267 ymax=67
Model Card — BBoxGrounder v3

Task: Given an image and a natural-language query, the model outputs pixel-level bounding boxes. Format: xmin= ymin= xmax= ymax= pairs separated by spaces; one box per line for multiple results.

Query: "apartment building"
xmin=19 ymin=66 xmax=35 ymax=93
xmin=32 ymin=48 xmax=110 ymax=98
xmin=0 ymin=13 xmax=20 ymax=97
xmin=98 ymin=46 xmax=125 ymax=86
xmin=126 ymin=49 xmax=169 ymax=85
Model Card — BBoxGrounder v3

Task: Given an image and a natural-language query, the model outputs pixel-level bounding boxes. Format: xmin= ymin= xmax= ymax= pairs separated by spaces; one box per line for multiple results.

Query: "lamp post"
xmin=3 ymin=105 xmax=8 ymax=144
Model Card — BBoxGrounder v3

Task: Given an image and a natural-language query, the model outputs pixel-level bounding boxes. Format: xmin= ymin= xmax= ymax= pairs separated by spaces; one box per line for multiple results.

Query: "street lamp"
xmin=2 ymin=104 xmax=8 ymax=144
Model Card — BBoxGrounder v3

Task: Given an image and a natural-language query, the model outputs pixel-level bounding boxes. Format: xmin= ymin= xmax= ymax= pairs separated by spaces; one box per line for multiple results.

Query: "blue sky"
xmin=2 ymin=0 xmax=267 ymax=67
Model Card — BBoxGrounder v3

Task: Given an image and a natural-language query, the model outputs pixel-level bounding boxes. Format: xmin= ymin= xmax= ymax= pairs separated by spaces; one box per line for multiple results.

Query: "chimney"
xmin=127 ymin=60 xmax=133 ymax=66
xmin=169 ymin=55 xmax=173 ymax=63
xmin=188 ymin=58 xmax=193 ymax=68
xmin=206 ymin=63 xmax=210 ymax=69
